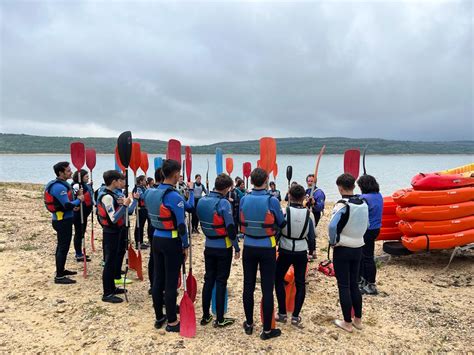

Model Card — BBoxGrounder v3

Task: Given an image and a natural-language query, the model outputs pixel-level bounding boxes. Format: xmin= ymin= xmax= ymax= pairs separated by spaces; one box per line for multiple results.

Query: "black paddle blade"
xmin=362 ymin=145 xmax=369 ymax=175
xmin=117 ymin=131 xmax=132 ymax=168
xmin=286 ymin=165 xmax=293 ymax=182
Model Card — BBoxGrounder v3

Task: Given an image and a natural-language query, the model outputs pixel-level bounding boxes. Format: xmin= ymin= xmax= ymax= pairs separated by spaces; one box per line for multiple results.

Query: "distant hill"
xmin=0 ymin=133 xmax=473 ymax=154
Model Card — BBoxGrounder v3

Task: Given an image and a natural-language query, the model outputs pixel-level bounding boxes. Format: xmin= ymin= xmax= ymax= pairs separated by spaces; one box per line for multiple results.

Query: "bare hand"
xmin=123 ymin=197 xmax=132 ymax=207
xmin=77 ymin=195 xmax=84 ymax=202
xmin=132 ymin=192 xmax=140 ymax=199
xmin=187 ymin=182 xmax=193 ymax=189
xmin=234 ymin=251 xmax=240 ymax=260
xmin=117 ymin=197 xmax=125 ymax=205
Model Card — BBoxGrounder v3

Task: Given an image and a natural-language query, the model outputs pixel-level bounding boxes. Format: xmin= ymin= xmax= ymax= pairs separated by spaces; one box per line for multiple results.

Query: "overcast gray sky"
xmin=1 ymin=0 xmax=472 ymax=144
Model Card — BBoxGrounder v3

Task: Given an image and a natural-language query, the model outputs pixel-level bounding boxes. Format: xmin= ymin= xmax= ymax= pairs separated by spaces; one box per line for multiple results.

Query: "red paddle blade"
xmin=259 ymin=298 xmax=276 ymax=329
xmin=314 ymin=145 xmax=326 ymax=185
xmin=167 ymin=139 xmax=182 ymax=163
xmin=115 ymin=146 xmax=126 ymax=172
xmin=272 ymin=163 xmax=278 ymax=179
xmin=129 ymin=143 xmax=142 ymax=174
xmin=90 ymin=229 xmax=96 ymax=252
xmin=140 ymin=152 xmax=149 ymax=175
xmin=185 ymin=146 xmax=192 ymax=182
xmin=136 ymin=250 xmax=144 ymax=281
xmin=70 ymin=142 xmax=86 ymax=170
xmin=177 ymin=272 xmax=182 ymax=289
xmin=344 ymin=149 xmax=361 ymax=179
xmin=285 ymin=282 xmax=296 ymax=313
xmin=226 ymin=157 xmax=234 ymax=175
xmin=85 ymin=148 xmax=96 ymax=171
xmin=128 ymin=245 xmax=138 ymax=270
xmin=180 ymin=292 xmax=196 ymax=338
xmin=186 ymin=273 xmax=197 ymax=302
xmin=243 ymin=162 xmax=251 ymax=178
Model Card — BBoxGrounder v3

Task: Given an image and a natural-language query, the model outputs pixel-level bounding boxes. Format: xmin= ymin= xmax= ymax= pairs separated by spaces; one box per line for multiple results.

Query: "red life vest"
xmin=97 ymin=190 xmax=125 ymax=228
xmin=44 ymin=179 xmax=73 ymax=213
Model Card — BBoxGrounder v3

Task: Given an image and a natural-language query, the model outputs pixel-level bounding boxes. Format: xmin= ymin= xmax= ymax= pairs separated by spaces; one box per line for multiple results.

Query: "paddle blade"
xmin=70 ymin=142 xmax=86 ymax=170
xmin=130 ymin=143 xmax=142 ymax=174
xmin=285 ymin=282 xmax=296 ymax=313
xmin=117 ymin=131 xmax=132 ymax=168
xmin=115 ymin=147 xmax=125 ymax=172
xmin=211 ymin=283 xmax=228 ymax=315
xmin=286 ymin=165 xmax=293 ymax=182
xmin=186 ymin=273 xmax=197 ymax=302
xmin=154 ymin=157 xmax=163 ymax=170
xmin=362 ymin=145 xmax=369 ymax=175
xmin=85 ymin=148 xmax=96 ymax=171
xmin=90 ymin=229 xmax=96 ymax=252
xmin=136 ymin=250 xmax=144 ymax=281
xmin=128 ymin=244 xmax=138 ymax=270
xmin=344 ymin=149 xmax=361 ymax=179
xmin=226 ymin=157 xmax=234 ymax=175
xmin=167 ymin=139 xmax=182 ymax=163
xmin=140 ymin=152 xmax=149 ymax=175
xmin=259 ymin=137 xmax=276 ymax=174
xmin=243 ymin=162 xmax=251 ymax=178
xmin=314 ymin=145 xmax=326 ymax=185
xmin=259 ymin=298 xmax=276 ymax=329
xmin=185 ymin=146 xmax=192 ymax=182
xmin=272 ymin=163 xmax=278 ymax=179
xmin=179 ymin=292 xmax=196 ymax=338
xmin=215 ymin=148 xmax=223 ymax=174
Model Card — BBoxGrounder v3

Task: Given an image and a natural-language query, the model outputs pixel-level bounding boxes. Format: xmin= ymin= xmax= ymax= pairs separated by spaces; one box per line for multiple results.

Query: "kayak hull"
xmin=401 ymin=229 xmax=474 ymax=251
xmin=396 ymin=201 xmax=474 ymax=221
xmin=411 ymin=173 xmax=474 ymax=191
xmin=398 ymin=216 xmax=474 ymax=237
xmin=376 ymin=227 xmax=402 ymax=241
xmin=383 ymin=196 xmax=397 ymax=215
xmin=437 ymin=163 xmax=474 ymax=175
xmin=392 ymin=187 xmax=474 ymax=207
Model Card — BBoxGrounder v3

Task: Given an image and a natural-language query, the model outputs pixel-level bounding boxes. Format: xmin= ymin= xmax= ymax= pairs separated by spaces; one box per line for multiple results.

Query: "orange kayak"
xmin=398 ymin=216 xmax=474 ymax=237
xmin=396 ymin=201 xmax=474 ymax=221
xmin=392 ymin=187 xmax=474 ymax=207
xmin=376 ymin=227 xmax=402 ymax=241
xmin=383 ymin=196 xmax=397 ymax=215
xmin=401 ymin=229 xmax=474 ymax=251
xmin=381 ymin=215 xmax=400 ymax=228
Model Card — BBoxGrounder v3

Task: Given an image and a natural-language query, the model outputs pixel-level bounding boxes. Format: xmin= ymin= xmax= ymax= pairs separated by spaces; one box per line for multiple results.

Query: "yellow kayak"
xmin=437 ymin=163 xmax=474 ymax=175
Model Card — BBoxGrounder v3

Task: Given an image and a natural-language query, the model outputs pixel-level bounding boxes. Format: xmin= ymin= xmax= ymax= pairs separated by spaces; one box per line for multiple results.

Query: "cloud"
xmin=0 ymin=0 xmax=472 ymax=143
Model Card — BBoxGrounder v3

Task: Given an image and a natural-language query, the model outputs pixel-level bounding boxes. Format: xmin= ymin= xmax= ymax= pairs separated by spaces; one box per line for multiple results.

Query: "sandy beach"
xmin=0 ymin=182 xmax=472 ymax=353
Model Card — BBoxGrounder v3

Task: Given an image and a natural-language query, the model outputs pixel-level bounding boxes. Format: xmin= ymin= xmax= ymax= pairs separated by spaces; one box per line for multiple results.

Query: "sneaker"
xmin=200 ymin=314 xmax=213 ymax=326
xmin=62 ymin=270 xmax=78 ymax=276
xmin=276 ymin=313 xmax=287 ymax=323
xmin=165 ymin=322 xmax=180 ymax=332
xmin=243 ymin=321 xmax=253 ymax=335
xmin=76 ymin=255 xmax=91 ymax=262
xmin=214 ymin=318 xmax=235 ymax=328
xmin=260 ymin=328 xmax=282 ymax=340
xmin=291 ymin=316 xmax=304 ymax=329
xmin=113 ymin=287 xmax=128 ymax=295
xmin=54 ymin=276 xmax=76 ymax=284
xmin=140 ymin=243 xmax=149 ymax=250
xmin=102 ymin=294 xmax=123 ymax=303
xmin=362 ymin=283 xmax=379 ymax=295
xmin=114 ymin=277 xmax=133 ymax=286
xmin=358 ymin=278 xmax=367 ymax=294
xmin=154 ymin=316 xmax=167 ymax=329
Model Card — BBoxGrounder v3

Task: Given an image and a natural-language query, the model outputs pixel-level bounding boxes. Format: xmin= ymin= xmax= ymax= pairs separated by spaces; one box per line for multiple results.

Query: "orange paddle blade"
xmin=259 ymin=137 xmax=276 ymax=174
xmin=272 ymin=163 xmax=278 ymax=179
xmin=226 ymin=157 xmax=234 ymax=175
xmin=314 ymin=145 xmax=326 ymax=185
xmin=140 ymin=152 xmax=149 ymax=175
xmin=128 ymin=244 xmax=138 ymax=270
xmin=260 ymin=298 xmax=276 ymax=329
xmin=136 ymin=250 xmax=144 ymax=281
xmin=129 ymin=143 xmax=142 ymax=174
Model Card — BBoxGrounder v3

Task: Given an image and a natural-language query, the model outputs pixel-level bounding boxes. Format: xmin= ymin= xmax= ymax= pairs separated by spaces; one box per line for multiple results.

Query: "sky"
xmin=0 ymin=0 xmax=472 ymax=144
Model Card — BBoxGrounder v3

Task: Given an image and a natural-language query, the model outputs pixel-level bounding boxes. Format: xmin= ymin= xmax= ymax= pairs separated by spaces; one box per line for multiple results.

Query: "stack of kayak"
xmin=392 ymin=164 xmax=474 ymax=252
xmin=376 ymin=196 xmax=403 ymax=241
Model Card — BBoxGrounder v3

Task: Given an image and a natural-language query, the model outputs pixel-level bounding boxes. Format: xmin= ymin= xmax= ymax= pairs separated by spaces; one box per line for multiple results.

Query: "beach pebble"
xmin=330 ymin=332 xmax=339 ymax=341
xmin=428 ymin=307 xmax=440 ymax=314
xmin=158 ymin=330 xmax=166 ymax=336
xmin=56 ymin=299 xmax=66 ymax=304
xmin=0 ymin=308 xmax=5 ymax=313
xmin=56 ymin=307 xmax=66 ymax=314
xmin=37 ymin=296 xmax=46 ymax=301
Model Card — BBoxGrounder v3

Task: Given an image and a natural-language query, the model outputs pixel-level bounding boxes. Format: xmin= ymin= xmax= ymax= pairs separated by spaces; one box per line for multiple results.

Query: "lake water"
xmin=0 ymin=154 xmax=472 ymax=200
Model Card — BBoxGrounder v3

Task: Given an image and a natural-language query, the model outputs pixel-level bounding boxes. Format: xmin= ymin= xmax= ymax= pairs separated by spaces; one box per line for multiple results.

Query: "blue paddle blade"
xmin=154 ymin=157 xmax=163 ymax=170
xmin=114 ymin=156 xmax=121 ymax=172
xmin=211 ymin=283 xmax=228 ymax=315
xmin=215 ymin=148 xmax=223 ymax=175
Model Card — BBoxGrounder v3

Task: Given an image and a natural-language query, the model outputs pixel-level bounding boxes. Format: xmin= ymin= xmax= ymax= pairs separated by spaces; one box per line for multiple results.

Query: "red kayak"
xmin=381 ymin=215 xmax=400 ymax=228
xmin=383 ymin=196 xmax=398 ymax=215
xmin=411 ymin=173 xmax=474 ymax=191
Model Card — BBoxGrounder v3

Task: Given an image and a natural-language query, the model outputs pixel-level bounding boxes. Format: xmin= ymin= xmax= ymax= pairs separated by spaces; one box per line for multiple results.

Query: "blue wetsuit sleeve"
xmin=307 ymin=218 xmax=316 ymax=253
xmin=128 ymin=199 xmax=138 ymax=215
xmin=219 ymin=199 xmax=240 ymax=252
xmin=269 ymin=197 xmax=286 ymax=229
xmin=167 ymin=192 xmax=189 ymax=248
xmin=52 ymin=184 xmax=80 ymax=210
xmin=184 ymin=190 xmax=195 ymax=212
xmin=328 ymin=205 xmax=347 ymax=245
xmin=313 ymin=190 xmax=326 ymax=212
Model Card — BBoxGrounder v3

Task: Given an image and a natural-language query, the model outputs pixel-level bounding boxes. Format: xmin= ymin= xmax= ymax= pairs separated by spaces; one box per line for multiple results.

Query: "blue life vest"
xmin=196 ymin=194 xmax=227 ymax=239
xmin=144 ymin=186 xmax=177 ymax=231
xmin=240 ymin=193 xmax=276 ymax=238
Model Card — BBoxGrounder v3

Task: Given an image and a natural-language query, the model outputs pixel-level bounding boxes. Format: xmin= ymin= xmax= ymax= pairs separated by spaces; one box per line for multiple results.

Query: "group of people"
xmin=44 ymin=158 xmax=383 ymax=339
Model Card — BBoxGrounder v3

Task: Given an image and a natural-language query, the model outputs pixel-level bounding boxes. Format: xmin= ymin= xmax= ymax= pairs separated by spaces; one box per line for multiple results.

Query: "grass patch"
xmin=20 ymin=243 xmax=39 ymax=251
xmin=27 ymin=232 xmax=39 ymax=241
xmin=86 ymin=305 xmax=109 ymax=319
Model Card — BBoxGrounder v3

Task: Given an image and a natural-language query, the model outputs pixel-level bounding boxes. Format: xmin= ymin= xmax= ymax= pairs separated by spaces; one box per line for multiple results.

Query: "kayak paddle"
xmin=272 ymin=163 xmax=278 ymax=180
xmin=117 ymin=131 xmax=133 ymax=301
xmin=167 ymin=139 xmax=182 ymax=163
xmin=343 ymin=149 xmax=361 ymax=179
xmin=154 ymin=157 xmax=163 ymax=170
xmin=259 ymin=137 xmax=276 ymax=174
xmin=286 ymin=165 xmax=293 ymax=203
xmin=206 ymin=159 xmax=210 ymax=192
xmin=115 ymin=146 xmax=126 ymax=172
xmin=226 ymin=157 xmax=234 ymax=176
xmin=180 ymin=260 xmax=196 ymax=338
xmin=243 ymin=162 xmax=251 ymax=189
xmin=185 ymin=146 xmax=197 ymax=302
xmin=129 ymin=143 xmax=144 ymax=281
xmin=85 ymin=148 xmax=97 ymax=252
xmin=215 ymin=148 xmax=223 ymax=174
xmin=71 ymin=142 xmax=87 ymax=278
xmin=308 ymin=145 xmax=326 ymax=208
xmin=140 ymin=151 xmax=149 ymax=176
xmin=362 ymin=145 xmax=369 ymax=175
